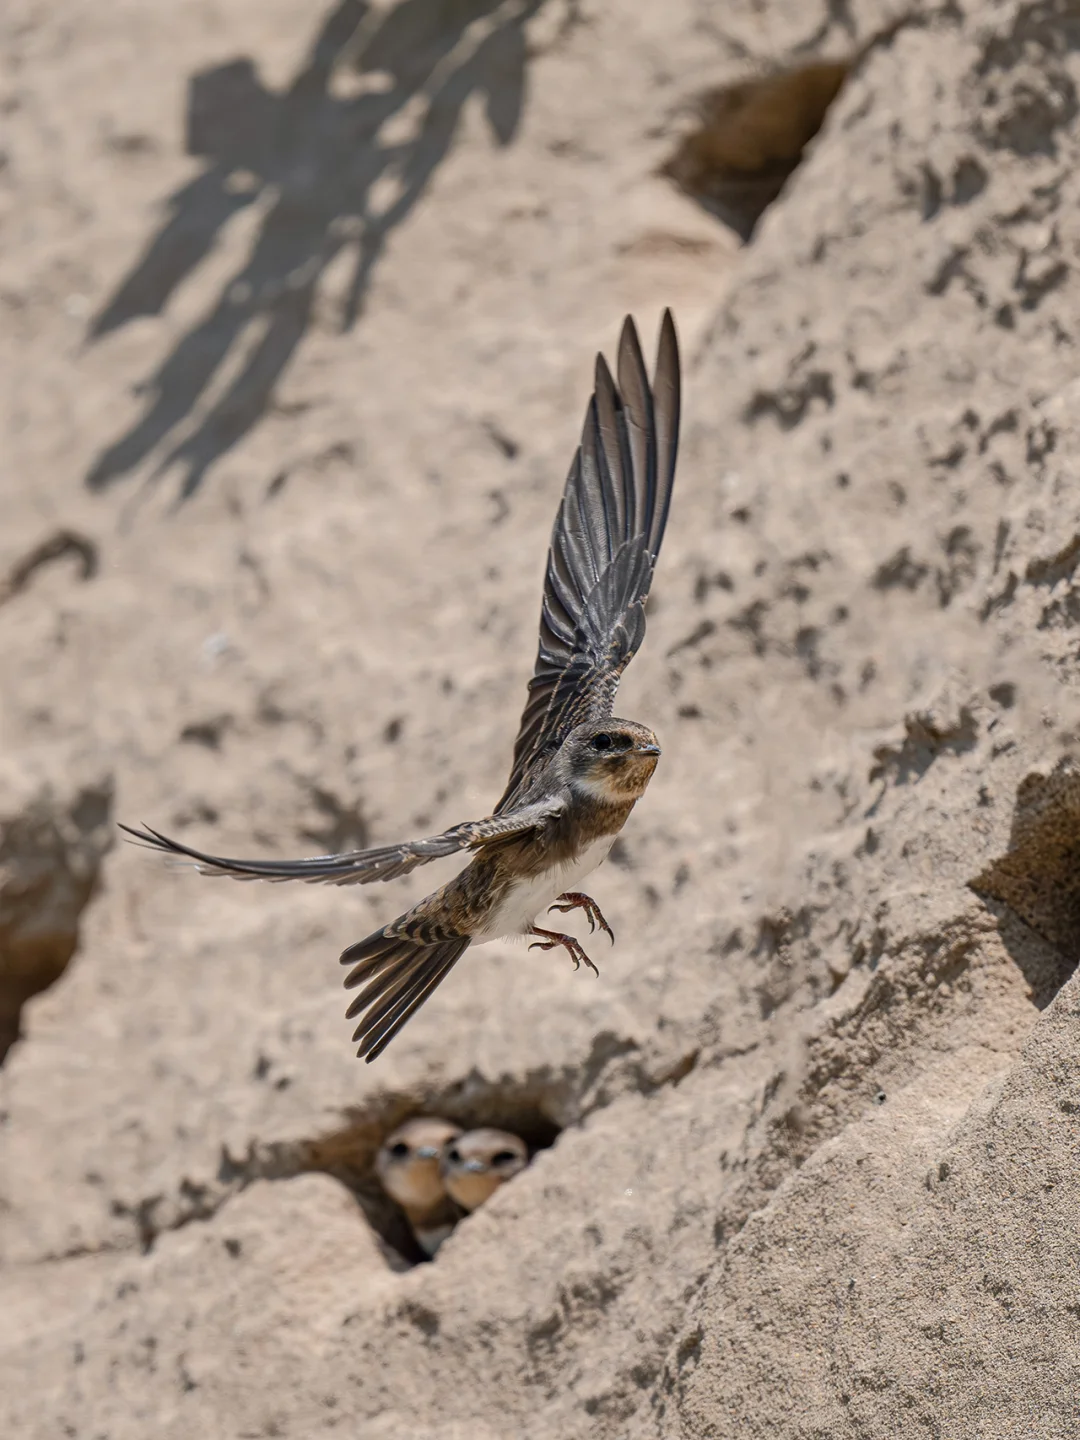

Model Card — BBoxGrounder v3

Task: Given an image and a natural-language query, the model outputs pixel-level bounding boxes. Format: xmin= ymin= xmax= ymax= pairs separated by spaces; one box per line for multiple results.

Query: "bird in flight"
xmin=124 ymin=311 xmax=681 ymax=1061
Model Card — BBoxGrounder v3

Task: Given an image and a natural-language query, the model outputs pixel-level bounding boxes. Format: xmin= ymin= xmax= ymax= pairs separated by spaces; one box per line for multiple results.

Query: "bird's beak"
xmin=415 ymin=1145 xmax=439 ymax=1159
xmin=463 ymin=1158 xmax=488 ymax=1173
xmin=638 ymin=743 xmax=661 ymax=756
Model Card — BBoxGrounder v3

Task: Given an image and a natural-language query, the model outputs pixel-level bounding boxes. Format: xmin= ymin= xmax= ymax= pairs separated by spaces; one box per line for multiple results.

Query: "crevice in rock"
xmin=661 ymin=60 xmax=849 ymax=241
xmin=662 ymin=6 xmax=968 ymax=243
xmin=99 ymin=1038 xmax=702 ymax=1266
xmin=295 ymin=1083 xmax=564 ymax=1265
xmin=970 ymin=760 xmax=1080 ymax=1006
xmin=100 ymin=1090 xmax=561 ymax=1265
xmin=0 ymin=769 xmax=114 ymax=1064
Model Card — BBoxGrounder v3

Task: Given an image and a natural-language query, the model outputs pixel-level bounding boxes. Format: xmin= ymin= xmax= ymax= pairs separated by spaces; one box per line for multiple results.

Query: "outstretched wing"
xmin=119 ymin=795 xmax=562 ymax=887
xmin=496 ymin=310 xmax=680 ymax=812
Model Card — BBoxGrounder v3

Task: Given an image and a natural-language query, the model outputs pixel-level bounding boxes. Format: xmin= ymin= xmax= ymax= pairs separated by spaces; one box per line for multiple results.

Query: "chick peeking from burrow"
xmin=376 ymin=1119 xmax=531 ymax=1257
xmin=440 ymin=1128 xmax=529 ymax=1213
xmin=375 ymin=1116 xmax=463 ymax=1257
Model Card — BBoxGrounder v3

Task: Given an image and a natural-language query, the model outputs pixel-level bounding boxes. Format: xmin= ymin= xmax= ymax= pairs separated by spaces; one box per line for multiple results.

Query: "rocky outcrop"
xmin=2 ymin=1 xmax=1079 ymax=1436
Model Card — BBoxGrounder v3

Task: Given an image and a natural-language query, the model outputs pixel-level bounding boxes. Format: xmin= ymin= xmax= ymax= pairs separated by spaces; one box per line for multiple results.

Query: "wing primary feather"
xmin=590 ymin=357 xmax=625 ymax=553
xmin=615 ymin=314 xmax=656 ymax=542
xmin=550 ymin=501 xmax=586 ymax=614
xmin=648 ymin=308 xmax=681 ymax=557
xmin=341 ymin=929 xmax=401 ymax=978
xmin=570 ymin=421 xmax=603 ymax=588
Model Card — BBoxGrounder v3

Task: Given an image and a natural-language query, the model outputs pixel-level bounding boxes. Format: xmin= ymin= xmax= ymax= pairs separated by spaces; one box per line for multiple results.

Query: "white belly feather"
xmin=471 ymin=834 xmax=616 ymax=944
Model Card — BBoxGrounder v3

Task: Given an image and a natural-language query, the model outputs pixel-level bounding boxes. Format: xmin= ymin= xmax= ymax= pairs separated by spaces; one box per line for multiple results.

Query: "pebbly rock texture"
xmin=2 ymin=0 xmax=1080 ymax=1436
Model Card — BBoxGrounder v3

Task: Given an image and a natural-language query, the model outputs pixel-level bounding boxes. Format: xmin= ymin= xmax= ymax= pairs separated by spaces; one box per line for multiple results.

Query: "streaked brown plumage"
xmin=124 ymin=311 xmax=681 ymax=1061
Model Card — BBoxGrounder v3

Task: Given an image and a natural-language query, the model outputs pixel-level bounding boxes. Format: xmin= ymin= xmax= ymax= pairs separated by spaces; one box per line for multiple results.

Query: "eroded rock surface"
xmin=2 ymin=0 xmax=1080 ymax=1436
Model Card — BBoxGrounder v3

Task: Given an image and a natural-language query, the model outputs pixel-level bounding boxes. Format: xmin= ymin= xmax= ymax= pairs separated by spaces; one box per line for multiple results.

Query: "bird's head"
xmin=439 ymin=1128 xmax=528 ymax=1212
xmin=375 ymin=1116 xmax=462 ymax=1211
xmin=560 ymin=718 xmax=662 ymax=803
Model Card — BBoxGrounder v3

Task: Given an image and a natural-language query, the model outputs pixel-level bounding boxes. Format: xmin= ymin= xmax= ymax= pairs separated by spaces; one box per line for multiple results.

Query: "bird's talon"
xmin=550 ymin=891 xmax=613 ymax=944
xmin=528 ymin=923 xmax=598 ymax=977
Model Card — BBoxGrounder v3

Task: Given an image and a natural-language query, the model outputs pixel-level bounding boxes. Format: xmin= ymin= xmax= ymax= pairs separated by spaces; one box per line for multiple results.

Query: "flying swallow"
xmin=375 ymin=1116 xmax=463 ymax=1256
xmin=439 ymin=1128 xmax=528 ymax=1213
xmin=124 ymin=311 xmax=681 ymax=1061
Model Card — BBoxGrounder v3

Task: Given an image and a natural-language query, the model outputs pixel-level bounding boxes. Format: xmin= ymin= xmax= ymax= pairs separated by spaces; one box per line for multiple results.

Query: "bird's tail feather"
xmin=341 ymin=927 xmax=470 ymax=1062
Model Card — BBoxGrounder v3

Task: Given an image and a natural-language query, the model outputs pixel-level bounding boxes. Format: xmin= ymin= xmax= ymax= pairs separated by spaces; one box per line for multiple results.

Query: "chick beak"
xmin=415 ymin=1145 xmax=440 ymax=1159
xmin=638 ymin=742 xmax=661 ymax=756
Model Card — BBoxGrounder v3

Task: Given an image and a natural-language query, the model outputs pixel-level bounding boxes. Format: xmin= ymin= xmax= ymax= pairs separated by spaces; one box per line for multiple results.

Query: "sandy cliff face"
xmin=2 ymin=1 xmax=1079 ymax=1436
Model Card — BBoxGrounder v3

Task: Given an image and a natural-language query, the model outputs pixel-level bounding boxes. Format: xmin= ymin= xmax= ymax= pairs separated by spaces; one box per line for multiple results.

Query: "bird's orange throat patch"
xmin=575 ymin=751 xmax=659 ymax=803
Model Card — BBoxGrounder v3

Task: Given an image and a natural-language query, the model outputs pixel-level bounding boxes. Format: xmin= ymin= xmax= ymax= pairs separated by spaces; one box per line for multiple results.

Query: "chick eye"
xmin=446 ymin=1146 xmax=462 ymax=1165
xmin=591 ymin=733 xmax=613 ymax=751
xmin=492 ymin=1150 xmax=521 ymax=1166
xmin=388 ymin=1141 xmax=410 ymax=1159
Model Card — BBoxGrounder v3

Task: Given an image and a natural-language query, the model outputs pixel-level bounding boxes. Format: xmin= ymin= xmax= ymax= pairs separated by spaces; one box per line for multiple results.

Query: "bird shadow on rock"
xmin=970 ymin=761 xmax=1080 ymax=1009
xmin=84 ymin=0 xmax=546 ymax=502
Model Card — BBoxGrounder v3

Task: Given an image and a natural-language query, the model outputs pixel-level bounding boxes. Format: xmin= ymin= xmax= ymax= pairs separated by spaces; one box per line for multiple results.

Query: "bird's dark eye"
xmin=446 ymin=1146 xmax=462 ymax=1165
xmin=591 ymin=731 xmax=633 ymax=753
xmin=388 ymin=1141 xmax=410 ymax=1159
xmin=492 ymin=1150 xmax=520 ymax=1166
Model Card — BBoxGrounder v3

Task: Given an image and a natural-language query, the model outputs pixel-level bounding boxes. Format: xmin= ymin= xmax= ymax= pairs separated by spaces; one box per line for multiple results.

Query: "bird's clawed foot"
xmin=528 ymin=924 xmax=600 ymax=976
xmin=549 ymin=891 xmax=614 ymax=944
